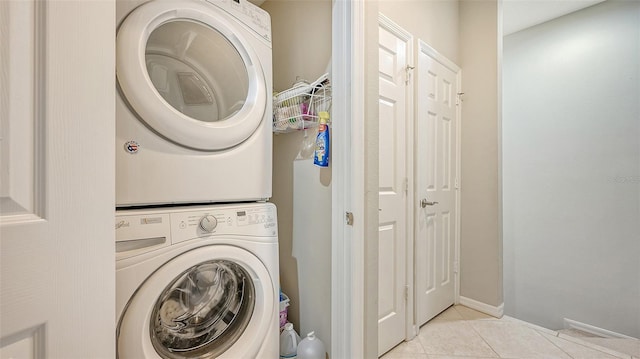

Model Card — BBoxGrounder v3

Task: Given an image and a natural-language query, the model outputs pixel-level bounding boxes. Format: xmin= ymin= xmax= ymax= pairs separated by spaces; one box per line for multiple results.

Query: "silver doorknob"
xmin=421 ymin=199 xmax=438 ymax=208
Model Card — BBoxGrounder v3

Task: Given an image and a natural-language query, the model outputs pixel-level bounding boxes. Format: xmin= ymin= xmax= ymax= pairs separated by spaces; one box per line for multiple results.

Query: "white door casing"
xmin=1 ymin=0 xmax=115 ymax=357
xmin=415 ymin=40 xmax=460 ymax=326
xmin=330 ymin=0 xmax=368 ymax=357
xmin=377 ymin=14 xmax=413 ymax=356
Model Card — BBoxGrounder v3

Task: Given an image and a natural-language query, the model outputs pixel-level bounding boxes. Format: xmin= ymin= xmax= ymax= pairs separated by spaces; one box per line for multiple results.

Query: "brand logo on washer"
xmin=124 ymin=140 xmax=140 ymax=154
xmin=115 ymin=220 xmax=130 ymax=229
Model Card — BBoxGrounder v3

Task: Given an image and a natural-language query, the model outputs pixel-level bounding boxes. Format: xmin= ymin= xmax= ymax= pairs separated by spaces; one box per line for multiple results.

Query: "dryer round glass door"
xmin=146 ymin=21 xmax=249 ymax=125
xmin=117 ymin=0 xmax=267 ymax=151
xmin=117 ymin=245 xmax=276 ymax=359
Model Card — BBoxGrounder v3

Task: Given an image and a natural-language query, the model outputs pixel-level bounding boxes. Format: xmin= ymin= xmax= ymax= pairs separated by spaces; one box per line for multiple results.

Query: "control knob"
xmin=199 ymin=215 xmax=218 ymax=232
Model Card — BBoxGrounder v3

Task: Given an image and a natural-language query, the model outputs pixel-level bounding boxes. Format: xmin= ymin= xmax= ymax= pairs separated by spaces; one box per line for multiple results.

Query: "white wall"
xmin=292 ymin=159 xmax=332 ymax=348
xmin=503 ymin=0 xmax=640 ymax=337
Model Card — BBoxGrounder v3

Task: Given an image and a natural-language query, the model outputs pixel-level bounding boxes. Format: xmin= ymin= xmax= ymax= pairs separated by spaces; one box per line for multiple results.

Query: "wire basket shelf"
xmin=273 ymin=79 xmax=331 ymax=133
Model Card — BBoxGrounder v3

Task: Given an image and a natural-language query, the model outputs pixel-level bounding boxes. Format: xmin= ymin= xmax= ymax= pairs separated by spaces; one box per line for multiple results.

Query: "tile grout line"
xmin=454 ymin=306 xmax=504 ymax=359
xmin=502 ymin=316 xmax=631 ymax=359
xmin=501 ymin=315 xmax=560 ymax=337
xmin=463 ymin=310 xmax=588 ymax=359
xmin=385 ymin=306 xmax=638 ymax=359
xmin=535 ymin=328 xmax=581 ymax=359
xmin=556 ymin=332 xmax=634 ymax=359
xmin=415 ymin=324 xmax=428 ymax=358
xmin=502 ymin=315 xmax=632 ymax=359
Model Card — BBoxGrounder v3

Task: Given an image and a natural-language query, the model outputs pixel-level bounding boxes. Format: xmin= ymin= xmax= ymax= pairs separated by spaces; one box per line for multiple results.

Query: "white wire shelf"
xmin=273 ymin=75 xmax=331 ymax=133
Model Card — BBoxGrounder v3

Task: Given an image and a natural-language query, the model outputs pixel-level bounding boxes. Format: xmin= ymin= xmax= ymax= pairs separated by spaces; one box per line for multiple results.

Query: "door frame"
xmin=415 ymin=40 xmax=462 ymax=308
xmin=331 ymin=3 xmax=463 ymax=356
xmin=331 ymin=0 xmax=375 ymax=357
xmin=330 ymin=0 xmax=364 ymax=358
xmin=377 ymin=12 xmax=416 ymax=344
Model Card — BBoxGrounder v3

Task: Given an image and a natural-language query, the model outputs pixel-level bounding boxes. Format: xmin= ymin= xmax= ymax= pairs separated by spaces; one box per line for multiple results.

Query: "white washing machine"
xmin=116 ymin=203 xmax=279 ymax=358
xmin=116 ymin=0 xmax=272 ymax=207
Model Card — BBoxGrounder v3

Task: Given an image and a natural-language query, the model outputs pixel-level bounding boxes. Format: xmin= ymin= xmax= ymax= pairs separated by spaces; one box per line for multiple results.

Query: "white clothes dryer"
xmin=115 ymin=203 xmax=279 ymax=358
xmin=116 ymin=0 xmax=272 ymax=207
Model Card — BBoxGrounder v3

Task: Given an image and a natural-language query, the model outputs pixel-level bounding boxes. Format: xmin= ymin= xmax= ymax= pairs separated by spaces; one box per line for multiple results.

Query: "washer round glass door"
xmin=116 ymin=0 xmax=267 ymax=151
xmin=151 ymin=260 xmax=254 ymax=357
xmin=117 ymin=245 xmax=275 ymax=358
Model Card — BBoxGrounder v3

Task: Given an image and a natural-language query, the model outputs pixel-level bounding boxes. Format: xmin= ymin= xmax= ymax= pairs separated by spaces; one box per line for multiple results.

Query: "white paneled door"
xmin=415 ymin=40 xmax=460 ymax=326
xmin=1 ymin=1 xmax=115 ymax=357
xmin=377 ymin=15 xmax=413 ymax=357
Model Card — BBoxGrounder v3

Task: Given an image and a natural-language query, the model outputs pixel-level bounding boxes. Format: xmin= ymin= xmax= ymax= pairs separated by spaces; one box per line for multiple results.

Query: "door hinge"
xmin=404 ymin=177 xmax=409 ymax=194
xmin=453 ymin=261 xmax=459 ymax=274
xmin=345 ymin=212 xmax=354 ymax=226
xmin=455 ymin=177 xmax=460 ymax=190
xmin=456 ymin=92 xmax=465 ymax=106
xmin=404 ymin=285 xmax=410 ymax=301
xmin=405 ymin=65 xmax=414 ymax=85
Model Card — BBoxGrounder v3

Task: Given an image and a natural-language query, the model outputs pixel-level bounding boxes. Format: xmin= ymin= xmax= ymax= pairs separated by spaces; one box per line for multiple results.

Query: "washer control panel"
xmin=116 ymin=203 xmax=277 ymax=260
xmin=169 ymin=204 xmax=276 ymax=243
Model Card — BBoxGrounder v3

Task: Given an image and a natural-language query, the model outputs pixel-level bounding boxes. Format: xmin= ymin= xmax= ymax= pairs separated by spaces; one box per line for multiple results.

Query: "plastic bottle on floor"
xmin=279 ymin=323 xmax=301 ymax=358
xmin=296 ymin=331 xmax=326 ymax=359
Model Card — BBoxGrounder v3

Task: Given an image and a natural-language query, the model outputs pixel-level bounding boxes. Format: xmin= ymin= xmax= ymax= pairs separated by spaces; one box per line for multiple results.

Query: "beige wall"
xmin=458 ymin=0 xmax=503 ymax=307
xmin=378 ymin=0 xmax=459 ymax=65
xmin=262 ymin=0 xmax=332 ymax=92
xmin=261 ymin=0 xmax=332 ymax=346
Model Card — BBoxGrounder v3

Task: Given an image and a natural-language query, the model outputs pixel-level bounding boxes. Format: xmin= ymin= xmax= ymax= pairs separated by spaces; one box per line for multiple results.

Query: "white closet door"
xmin=1 ymin=0 xmax=115 ymax=357
xmin=377 ymin=15 xmax=413 ymax=357
xmin=415 ymin=40 xmax=460 ymax=326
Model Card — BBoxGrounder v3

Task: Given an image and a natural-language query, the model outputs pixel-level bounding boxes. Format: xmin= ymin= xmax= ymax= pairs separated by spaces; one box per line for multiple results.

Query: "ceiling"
xmin=502 ymin=0 xmax=606 ymax=35
xmin=252 ymin=0 xmax=605 ymax=36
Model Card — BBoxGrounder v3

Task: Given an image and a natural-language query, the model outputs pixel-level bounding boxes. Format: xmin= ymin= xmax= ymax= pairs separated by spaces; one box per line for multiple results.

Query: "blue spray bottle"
xmin=314 ymin=111 xmax=330 ymax=167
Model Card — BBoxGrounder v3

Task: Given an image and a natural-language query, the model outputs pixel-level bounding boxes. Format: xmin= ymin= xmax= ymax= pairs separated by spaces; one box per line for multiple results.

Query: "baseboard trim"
xmin=563 ymin=318 xmax=635 ymax=339
xmin=458 ymin=296 xmax=504 ymax=318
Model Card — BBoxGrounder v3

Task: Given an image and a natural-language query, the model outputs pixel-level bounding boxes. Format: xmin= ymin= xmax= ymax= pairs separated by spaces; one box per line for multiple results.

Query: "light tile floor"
xmin=381 ymin=305 xmax=639 ymax=359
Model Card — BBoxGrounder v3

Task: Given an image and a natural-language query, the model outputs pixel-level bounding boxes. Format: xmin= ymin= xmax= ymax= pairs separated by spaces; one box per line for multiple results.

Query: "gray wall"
xmin=503 ymin=1 xmax=640 ymax=337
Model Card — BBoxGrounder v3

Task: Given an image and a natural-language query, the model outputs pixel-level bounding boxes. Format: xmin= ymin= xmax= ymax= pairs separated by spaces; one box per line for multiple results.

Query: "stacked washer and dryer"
xmin=114 ymin=0 xmax=278 ymax=357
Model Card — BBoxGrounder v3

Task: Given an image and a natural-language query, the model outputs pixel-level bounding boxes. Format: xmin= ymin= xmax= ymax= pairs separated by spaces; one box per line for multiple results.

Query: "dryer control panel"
xmin=115 ymin=203 xmax=277 ymax=259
